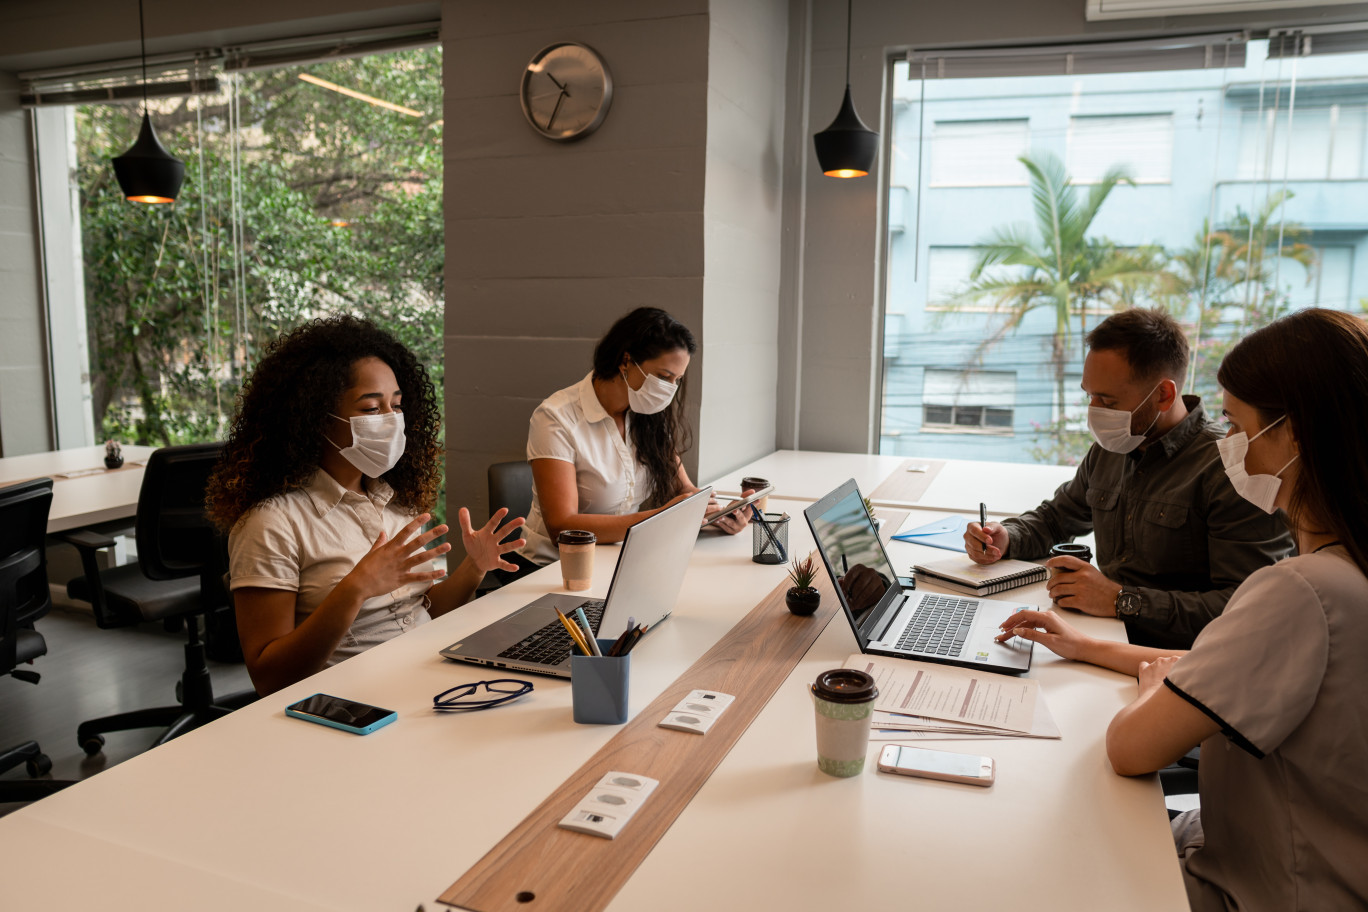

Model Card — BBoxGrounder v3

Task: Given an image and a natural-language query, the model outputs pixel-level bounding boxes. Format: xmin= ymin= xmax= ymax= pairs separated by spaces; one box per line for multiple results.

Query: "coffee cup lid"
xmin=811 ymin=668 xmax=878 ymax=703
xmin=740 ymin=476 xmax=770 ymax=487
xmin=1050 ymin=543 xmax=1091 ymax=556
xmin=557 ymin=530 xmax=597 ymax=546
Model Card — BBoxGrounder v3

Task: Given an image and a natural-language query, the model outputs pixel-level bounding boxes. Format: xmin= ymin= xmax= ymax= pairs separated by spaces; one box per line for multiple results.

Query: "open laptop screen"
xmin=805 ymin=481 xmax=901 ymax=633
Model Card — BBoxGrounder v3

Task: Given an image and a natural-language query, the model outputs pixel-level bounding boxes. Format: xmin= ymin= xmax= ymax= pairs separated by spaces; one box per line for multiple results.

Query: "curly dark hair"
xmin=591 ymin=307 xmax=697 ymax=509
xmin=206 ymin=315 xmax=442 ymax=532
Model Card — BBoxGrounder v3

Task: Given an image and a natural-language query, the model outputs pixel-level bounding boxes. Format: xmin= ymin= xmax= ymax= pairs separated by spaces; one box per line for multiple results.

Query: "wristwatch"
xmin=1114 ymin=586 xmax=1145 ymax=619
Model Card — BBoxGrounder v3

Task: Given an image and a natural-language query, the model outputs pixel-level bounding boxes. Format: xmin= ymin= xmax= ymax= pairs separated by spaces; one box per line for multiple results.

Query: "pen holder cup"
xmin=571 ymin=641 xmax=630 ymax=725
xmin=751 ymin=512 xmax=790 ymax=565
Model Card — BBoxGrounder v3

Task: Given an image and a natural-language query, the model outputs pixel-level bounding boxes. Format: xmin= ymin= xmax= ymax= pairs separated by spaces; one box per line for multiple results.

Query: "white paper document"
xmin=869 ymin=695 xmax=1061 ymax=740
xmin=845 ymin=653 xmax=1041 ymax=734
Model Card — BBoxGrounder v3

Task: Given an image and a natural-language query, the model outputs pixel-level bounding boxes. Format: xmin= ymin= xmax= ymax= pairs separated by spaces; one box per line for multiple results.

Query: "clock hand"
xmin=544 ymin=70 xmax=569 ymax=94
xmin=545 ymin=87 xmax=568 ymax=132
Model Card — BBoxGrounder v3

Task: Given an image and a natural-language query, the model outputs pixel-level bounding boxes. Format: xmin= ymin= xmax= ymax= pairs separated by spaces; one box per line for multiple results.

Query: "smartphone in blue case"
xmin=286 ymin=693 xmax=398 ymax=735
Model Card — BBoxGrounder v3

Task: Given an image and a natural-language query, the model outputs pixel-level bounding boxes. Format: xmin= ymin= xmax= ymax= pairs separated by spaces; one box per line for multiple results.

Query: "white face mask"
xmin=1216 ymin=414 xmax=1297 ymax=514
xmin=328 ymin=411 xmax=406 ymax=478
xmin=1087 ymin=382 xmax=1164 ymax=454
xmin=622 ymin=361 xmax=678 ymax=415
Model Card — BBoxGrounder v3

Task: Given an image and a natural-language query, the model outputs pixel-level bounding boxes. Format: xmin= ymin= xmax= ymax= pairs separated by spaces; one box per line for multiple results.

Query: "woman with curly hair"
xmin=206 ymin=315 xmax=524 ymax=695
xmin=518 ymin=306 xmax=750 ymax=568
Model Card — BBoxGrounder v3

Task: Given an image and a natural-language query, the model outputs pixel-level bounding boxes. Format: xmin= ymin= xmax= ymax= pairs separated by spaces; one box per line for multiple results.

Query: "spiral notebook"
xmin=913 ymin=556 xmax=1048 ymax=596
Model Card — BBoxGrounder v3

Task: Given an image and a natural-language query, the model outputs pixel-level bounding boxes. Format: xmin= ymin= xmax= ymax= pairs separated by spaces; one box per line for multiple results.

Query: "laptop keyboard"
xmin=895 ymin=595 xmax=979 ymax=657
xmin=497 ymin=600 xmax=607 ymax=665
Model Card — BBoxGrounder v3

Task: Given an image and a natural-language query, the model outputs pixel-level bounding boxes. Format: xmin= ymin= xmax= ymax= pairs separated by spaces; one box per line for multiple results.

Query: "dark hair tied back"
xmin=592 ymin=307 xmax=698 ymax=507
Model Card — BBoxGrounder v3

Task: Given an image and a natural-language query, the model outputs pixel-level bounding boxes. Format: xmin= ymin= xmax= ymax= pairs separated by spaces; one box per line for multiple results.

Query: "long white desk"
xmin=0 ymin=444 xmax=157 ymax=532
xmin=0 ymin=455 xmax=1187 ymax=911
xmin=706 ymin=449 xmax=1074 ymax=517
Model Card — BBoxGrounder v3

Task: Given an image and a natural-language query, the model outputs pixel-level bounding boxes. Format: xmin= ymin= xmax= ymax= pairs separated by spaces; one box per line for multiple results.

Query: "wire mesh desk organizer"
xmin=750 ymin=506 xmax=789 ymax=565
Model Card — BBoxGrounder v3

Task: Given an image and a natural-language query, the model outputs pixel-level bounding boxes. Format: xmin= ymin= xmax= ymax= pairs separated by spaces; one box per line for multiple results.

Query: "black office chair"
xmin=60 ymin=443 xmax=255 ymax=754
xmin=483 ymin=460 xmax=539 ymax=589
xmin=0 ymin=478 xmax=74 ymax=802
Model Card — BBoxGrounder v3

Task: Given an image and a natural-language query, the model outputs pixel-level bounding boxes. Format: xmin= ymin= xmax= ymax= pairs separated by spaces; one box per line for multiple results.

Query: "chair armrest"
xmin=58 ymin=529 xmax=119 ymax=552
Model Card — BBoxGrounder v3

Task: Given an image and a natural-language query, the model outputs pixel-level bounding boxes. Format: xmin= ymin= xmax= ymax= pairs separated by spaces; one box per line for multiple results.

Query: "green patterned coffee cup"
xmin=811 ymin=669 xmax=879 ymax=778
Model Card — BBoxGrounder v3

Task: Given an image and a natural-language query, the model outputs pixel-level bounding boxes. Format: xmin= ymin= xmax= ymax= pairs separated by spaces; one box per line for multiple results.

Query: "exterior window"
xmin=922 ymin=369 xmax=1016 ymax=433
xmin=1067 ymin=113 xmax=1174 ymax=184
xmin=930 ymin=119 xmax=1030 ymax=187
xmin=1236 ymin=104 xmax=1368 ymax=180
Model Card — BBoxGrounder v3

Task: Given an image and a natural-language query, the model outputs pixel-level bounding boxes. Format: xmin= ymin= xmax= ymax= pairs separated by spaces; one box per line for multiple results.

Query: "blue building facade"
xmin=880 ymin=40 xmax=1368 ymax=464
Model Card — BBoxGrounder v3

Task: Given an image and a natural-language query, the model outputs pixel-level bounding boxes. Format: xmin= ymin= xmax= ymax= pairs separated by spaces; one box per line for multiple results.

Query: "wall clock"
xmin=520 ymin=42 xmax=613 ymax=142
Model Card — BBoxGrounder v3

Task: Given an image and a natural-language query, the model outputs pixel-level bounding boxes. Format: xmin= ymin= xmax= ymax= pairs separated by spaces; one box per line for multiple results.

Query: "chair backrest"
xmin=134 ymin=443 xmax=225 ymax=586
xmin=0 ymin=478 xmax=53 ymax=674
xmin=487 ymin=461 xmax=534 ymax=541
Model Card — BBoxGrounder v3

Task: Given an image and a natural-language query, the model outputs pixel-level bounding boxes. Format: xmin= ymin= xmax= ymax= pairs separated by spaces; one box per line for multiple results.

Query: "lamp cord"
xmin=138 ymin=0 xmax=148 ymax=114
xmin=845 ymin=0 xmax=852 ymax=85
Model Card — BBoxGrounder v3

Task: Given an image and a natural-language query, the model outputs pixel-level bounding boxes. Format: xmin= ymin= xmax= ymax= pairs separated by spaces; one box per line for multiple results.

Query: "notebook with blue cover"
xmin=891 ymin=515 xmax=969 ymax=553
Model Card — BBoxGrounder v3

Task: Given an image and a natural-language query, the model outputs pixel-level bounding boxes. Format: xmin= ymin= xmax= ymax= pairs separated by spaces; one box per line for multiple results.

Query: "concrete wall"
xmin=440 ymin=0 xmax=712 ymax=524
xmin=698 ymin=0 xmax=789 ymax=486
xmin=0 ymin=71 xmax=54 ymax=457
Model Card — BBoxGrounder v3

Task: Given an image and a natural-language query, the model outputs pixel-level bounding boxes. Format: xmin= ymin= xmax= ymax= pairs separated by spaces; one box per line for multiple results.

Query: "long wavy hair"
xmin=206 ymin=315 xmax=442 ymax=532
xmin=1217 ymin=308 xmax=1368 ymax=577
xmin=591 ymin=307 xmax=697 ymax=508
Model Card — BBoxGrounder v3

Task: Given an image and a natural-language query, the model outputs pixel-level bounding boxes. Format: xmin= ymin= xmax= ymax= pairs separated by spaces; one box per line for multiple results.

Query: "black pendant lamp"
xmin=813 ymin=0 xmax=878 ymax=178
xmin=112 ymin=0 xmax=184 ymax=204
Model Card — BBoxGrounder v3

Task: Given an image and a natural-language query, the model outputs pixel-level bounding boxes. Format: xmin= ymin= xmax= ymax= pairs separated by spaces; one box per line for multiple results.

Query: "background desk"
xmin=0 ymin=444 xmax=157 ymax=532
xmin=0 ymin=455 xmax=1186 ymax=911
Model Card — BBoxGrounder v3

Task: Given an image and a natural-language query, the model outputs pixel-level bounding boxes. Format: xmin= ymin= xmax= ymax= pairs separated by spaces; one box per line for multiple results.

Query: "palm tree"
xmin=947 ymin=151 xmax=1170 ymax=450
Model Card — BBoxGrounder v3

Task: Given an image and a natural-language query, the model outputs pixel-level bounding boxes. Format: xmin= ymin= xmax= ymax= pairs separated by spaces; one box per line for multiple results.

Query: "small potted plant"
xmin=785 ymin=556 xmax=821 ymax=616
xmin=103 ymin=439 xmax=124 ymax=469
xmin=863 ymin=496 xmax=883 ymax=534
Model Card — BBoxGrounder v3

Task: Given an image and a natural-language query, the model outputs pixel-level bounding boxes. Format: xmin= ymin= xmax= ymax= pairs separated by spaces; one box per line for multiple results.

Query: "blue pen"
xmin=574 ymin=606 xmax=602 ymax=656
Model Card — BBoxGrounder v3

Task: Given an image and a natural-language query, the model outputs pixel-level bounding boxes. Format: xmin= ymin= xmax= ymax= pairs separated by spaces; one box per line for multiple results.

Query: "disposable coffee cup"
xmin=557 ymin=530 xmax=597 ymax=591
xmin=810 ymin=668 xmax=879 ymax=778
xmin=1049 ymin=543 xmax=1093 ymax=578
xmin=740 ymin=476 xmax=770 ymax=513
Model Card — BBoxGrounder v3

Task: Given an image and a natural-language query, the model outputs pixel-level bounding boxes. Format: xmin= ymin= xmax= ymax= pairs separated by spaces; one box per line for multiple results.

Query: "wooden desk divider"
xmin=437 ymin=574 xmax=840 ymax=909
xmin=439 ymin=512 xmax=907 ymax=912
xmin=867 ymin=458 xmax=945 ymax=505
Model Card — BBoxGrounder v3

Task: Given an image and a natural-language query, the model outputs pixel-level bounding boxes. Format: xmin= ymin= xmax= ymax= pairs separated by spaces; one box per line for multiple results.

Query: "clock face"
xmin=520 ymin=42 xmax=613 ymax=142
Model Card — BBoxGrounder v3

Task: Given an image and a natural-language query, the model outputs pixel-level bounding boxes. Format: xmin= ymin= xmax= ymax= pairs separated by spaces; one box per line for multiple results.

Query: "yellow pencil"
xmin=555 ymin=607 xmax=592 ymax=656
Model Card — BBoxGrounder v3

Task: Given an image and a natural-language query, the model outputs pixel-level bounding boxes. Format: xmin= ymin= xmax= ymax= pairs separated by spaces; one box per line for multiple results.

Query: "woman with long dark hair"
xmin=206 ymin=315 xmax=524 ymax=695
xmin=519 ymin=307 xmax=749 ymax=565
xmin=996 ymin=308 xmax=1368 ymax=910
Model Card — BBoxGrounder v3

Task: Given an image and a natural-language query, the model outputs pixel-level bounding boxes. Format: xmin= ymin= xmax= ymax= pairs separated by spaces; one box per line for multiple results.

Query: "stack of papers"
xmin=845 ymin=654 xmax=1061 ymax=742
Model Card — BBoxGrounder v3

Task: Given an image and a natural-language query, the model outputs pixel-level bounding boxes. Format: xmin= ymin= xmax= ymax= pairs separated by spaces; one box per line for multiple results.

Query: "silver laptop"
xmin=439 ymin=487 xmax=713 ymax=677
xmin=804 ymin=479 xmax=1033 ymax=675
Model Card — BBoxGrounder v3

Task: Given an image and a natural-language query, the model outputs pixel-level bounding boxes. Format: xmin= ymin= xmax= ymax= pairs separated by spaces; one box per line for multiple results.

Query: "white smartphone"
xmin=700 ymin=484 xmax=774 ymax=527
xmin=877 ymin=745 xmax=995 ymax=787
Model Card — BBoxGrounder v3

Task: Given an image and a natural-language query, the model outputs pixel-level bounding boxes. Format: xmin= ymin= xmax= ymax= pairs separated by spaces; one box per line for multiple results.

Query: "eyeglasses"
xmin=432 ymin=679 xmax=533 ymax=712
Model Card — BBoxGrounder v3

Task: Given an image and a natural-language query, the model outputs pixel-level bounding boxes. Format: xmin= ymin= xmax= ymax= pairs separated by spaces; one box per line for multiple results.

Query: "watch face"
xmin=1118 ymin=591 xmax=1143 ymax=617
xmin=520 ymin=43 xmax=613 ymax=142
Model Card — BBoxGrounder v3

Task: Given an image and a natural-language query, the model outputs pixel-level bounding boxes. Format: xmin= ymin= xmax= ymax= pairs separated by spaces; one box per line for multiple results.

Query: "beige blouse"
xmin=1165 ymin=546 xmax=1368 ymax=912
xmin=228 ymin=470 xmax=433 ymax=667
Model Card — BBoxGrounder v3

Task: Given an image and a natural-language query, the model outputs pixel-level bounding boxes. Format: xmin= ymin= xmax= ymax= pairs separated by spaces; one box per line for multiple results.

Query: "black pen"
xmin=980 ymin=502 xmax=988 ymax=554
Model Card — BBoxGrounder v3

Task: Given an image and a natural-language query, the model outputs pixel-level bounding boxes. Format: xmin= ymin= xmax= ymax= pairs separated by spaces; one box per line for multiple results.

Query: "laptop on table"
xmin=804 ymin=479 xmax=1033 ymax=675
xmin=440 ymin=488 xmax=713 ymax=678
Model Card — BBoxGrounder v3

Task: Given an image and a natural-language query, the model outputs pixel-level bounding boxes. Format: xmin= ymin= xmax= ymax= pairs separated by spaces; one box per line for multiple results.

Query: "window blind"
xmin=907 ymin=32 xmax=1247 ymax=80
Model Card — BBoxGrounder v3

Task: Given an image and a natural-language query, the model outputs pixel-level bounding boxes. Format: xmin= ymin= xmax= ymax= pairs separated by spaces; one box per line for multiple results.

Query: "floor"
xmin=0 ymin=604 xmax=255 ymax=818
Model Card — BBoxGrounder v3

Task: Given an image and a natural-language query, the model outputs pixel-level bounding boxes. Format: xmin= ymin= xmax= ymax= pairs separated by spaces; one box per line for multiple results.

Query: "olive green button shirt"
xmin=1001 ymin=396 xmax=1294 ymax=649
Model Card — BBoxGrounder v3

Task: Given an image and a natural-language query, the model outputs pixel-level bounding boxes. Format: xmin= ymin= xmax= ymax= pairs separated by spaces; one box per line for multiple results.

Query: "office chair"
xmin=60 ymin=443 xmax=255 ymax=754
xmin=0 ymin=478 xmax=74 ymax=802
xmin=483 ymin=460 xmax=539 ymax=589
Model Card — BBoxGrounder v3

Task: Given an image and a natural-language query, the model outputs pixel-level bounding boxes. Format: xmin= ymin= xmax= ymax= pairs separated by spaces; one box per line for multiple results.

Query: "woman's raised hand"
xmin=344 ymin=513 xmax=451 ymax=600
xmin=460 ymin=506 xmax=527 ymax=573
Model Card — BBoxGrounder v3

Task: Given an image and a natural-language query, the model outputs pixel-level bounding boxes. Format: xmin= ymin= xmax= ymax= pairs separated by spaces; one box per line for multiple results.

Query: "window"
xmin=1235 ymin=104 xmax=1368 ymax=180
xmin=1067 ymin=114 xmax=1174 ymax=184
xmin=882 ymin=37 xmax=1368 ymax=470
xmin=929 ymin=120 xmax=1030 ymax=186
xmin=922 ymin=369 xmax=1015 ymax=432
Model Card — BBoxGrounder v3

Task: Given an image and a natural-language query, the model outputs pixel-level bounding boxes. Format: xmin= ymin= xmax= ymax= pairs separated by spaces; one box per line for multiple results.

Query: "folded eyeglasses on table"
xmin=433 ymin=679 xmax=533 ymax=712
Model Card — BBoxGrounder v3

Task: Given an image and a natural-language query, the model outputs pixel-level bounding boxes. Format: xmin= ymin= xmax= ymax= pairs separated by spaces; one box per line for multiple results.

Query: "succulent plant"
xmin=862 ymin=495 xmax=877 ymax=520
xmin=787 ymin=555 xmax=819 ymax=590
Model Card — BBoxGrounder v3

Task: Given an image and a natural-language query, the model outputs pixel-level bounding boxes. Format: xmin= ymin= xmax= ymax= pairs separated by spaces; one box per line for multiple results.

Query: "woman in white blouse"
xmin=207 ymin=316 xmax=525 ymax=695
xmin=995 ymin=308 xmax=1368 ymax=911
xmin=519 ymin=307 xmax=750 ymax=566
